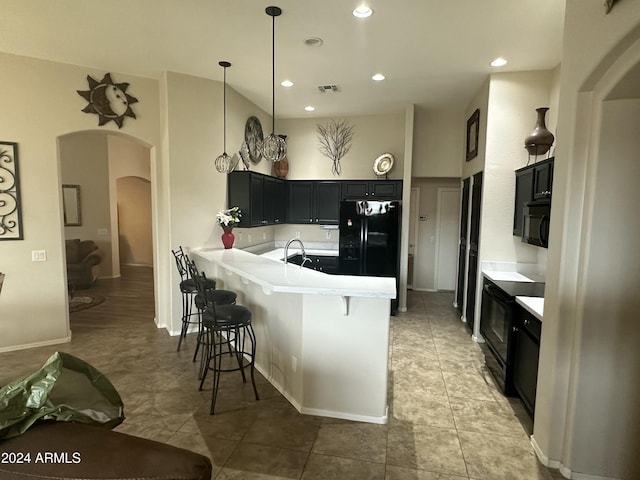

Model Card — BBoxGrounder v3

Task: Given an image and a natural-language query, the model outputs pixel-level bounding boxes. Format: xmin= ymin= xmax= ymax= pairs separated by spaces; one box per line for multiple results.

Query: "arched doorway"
xmin=59 ymin=130 xmax=155 ymax=321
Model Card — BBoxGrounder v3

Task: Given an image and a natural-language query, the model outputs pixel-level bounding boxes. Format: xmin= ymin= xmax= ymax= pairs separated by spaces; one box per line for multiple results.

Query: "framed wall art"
xmin=466 ymin=108 xmax=480 ymax=162
xmin=0 ymin=141 xmax=24 ymax=240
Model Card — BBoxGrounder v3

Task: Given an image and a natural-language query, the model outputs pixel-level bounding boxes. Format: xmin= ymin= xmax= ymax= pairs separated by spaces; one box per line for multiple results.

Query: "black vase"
xmin=524 ymin=107 xmax=555 ymax=156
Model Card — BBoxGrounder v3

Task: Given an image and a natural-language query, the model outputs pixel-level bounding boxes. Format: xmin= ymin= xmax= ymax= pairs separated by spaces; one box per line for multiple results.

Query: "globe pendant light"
xmin=215 ymin=61 xmax=238 ymax=173
xmin=261 ymin=6 xmax=287 ymax=163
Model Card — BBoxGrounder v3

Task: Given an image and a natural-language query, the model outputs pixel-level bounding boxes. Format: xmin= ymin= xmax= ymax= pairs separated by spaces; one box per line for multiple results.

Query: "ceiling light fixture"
xmin=304 ymin=106 xmax=315 ymax=112
xmin=371 ymin=73 xmax=385 ymax=81
xmin=281 ymin=80 xmax=294 ymax=87
xmin=490 ymin=57 xmax=508 ymax=67
xmin=353 ymin=6 xmax=373 ymax=18
xmin=215 ymin=61 xmax=238 ymax=173
xmin=261 ymin=6 xmax=287 ymax=163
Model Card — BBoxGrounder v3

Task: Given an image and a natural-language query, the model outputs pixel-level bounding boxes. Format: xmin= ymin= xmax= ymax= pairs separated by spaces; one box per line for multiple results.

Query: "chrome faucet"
xmin=284 ymin=238 xmax=310 ymax=267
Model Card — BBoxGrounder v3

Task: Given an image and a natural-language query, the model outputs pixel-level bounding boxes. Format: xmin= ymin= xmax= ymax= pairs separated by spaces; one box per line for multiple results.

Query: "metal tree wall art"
xmin=317 ymin=119 xmax=354 ymax=175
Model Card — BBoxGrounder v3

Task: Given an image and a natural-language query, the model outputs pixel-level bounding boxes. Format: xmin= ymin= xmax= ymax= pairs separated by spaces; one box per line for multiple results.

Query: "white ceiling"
xmin=1 ymin=0 xmax=565 ymax=119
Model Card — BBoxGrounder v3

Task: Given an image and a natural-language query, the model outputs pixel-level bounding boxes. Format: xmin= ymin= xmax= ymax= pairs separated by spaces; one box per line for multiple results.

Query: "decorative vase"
xmin=524 ymin=107 xmax=555 ymax=156
xmin=221 ymin=227 xmax=235 ymax=249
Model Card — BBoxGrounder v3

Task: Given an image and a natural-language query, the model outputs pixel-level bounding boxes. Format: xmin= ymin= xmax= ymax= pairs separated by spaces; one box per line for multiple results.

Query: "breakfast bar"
xmin=193 ymin=247 xmax=395 ymax=424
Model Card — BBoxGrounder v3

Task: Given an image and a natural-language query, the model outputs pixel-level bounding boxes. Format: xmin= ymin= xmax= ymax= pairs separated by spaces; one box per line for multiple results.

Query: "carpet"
xmin=69 ymin=295 xmax=105 ymax=313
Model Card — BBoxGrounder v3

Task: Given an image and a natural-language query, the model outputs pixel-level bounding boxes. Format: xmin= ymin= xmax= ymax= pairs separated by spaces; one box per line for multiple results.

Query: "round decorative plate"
xmin=244 ymin=116 xmax=264 ymax=164
xmin=373 ymin=153 xmax=395 ymax=176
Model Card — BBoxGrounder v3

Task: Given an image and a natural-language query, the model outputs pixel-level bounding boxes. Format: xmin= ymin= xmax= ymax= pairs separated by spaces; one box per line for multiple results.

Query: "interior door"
xmin=465 ymin=172 xmax=483 ymax=333
xmin=436 ymin=187 xmax=461 ymax=290
xmin=455 ymin=178 xmax=470 ymax=313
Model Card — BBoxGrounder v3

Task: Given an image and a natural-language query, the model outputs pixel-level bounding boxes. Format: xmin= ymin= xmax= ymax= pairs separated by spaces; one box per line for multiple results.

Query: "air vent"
xmin=317 ymin=84 xmax=341 ymax=93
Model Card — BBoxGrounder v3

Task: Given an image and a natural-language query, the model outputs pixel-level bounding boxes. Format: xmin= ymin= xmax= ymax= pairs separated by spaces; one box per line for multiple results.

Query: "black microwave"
xmin=522 ymin=200 xmax=550 ymax=248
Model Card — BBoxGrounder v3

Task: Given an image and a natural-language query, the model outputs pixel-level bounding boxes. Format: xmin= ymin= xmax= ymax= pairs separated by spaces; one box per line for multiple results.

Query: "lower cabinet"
xmin=286 ymin=254 xmax=338 ymax=274
xmin=512 ymin=306 xmax=542 ymax=418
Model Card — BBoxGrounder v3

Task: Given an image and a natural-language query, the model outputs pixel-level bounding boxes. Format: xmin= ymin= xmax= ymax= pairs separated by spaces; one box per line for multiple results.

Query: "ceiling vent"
xmin=317 ymin=84 xmax=341 ymax=93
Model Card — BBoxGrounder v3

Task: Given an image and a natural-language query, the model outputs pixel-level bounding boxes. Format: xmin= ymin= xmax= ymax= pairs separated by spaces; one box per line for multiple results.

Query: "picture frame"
xmin=0 ymin=141 xmax=24 ymax=240
xmin=466 ymin=109 xmax=480 ymax=162
xmin=62 ymin=184 xmax=82 ymax=226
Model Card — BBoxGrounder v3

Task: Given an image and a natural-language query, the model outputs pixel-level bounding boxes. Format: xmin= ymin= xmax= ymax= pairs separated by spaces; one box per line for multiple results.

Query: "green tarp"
xmin=0 ymin=351 xmax=124 ymax=440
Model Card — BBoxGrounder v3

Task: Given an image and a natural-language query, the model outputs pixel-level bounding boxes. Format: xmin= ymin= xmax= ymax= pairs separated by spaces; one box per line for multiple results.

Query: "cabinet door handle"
xmin=524 ymin=319 xmax=530 ymax=326
xmin=513 ymin=326 xmax=519 ymax=333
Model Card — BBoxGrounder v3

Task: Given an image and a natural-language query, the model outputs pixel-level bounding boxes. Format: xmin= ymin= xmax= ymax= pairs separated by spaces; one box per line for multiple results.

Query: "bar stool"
xmin=171 ymin=247 xmax=235 ymax=354
xmin=189 ymin=262 xmax=259 ymax=414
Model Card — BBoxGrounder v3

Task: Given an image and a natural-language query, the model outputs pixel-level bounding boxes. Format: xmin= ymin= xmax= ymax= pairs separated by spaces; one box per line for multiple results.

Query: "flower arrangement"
xmin=216 ymin=206 xmax=242 ymax=228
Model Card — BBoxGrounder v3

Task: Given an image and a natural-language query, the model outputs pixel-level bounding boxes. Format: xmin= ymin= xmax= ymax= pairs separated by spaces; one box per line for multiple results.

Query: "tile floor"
xmin=0 ymin=266 xmax=564 ymax=479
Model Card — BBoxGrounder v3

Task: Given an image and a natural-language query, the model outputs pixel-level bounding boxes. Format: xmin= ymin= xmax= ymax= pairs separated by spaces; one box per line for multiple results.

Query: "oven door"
xmin=480 ymin=284 xmax=513 ymax=369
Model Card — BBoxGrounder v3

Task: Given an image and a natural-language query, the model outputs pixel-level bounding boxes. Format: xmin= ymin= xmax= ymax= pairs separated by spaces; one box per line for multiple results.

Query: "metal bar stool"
xmin=189 ymin=262 xmax=259 ymax=414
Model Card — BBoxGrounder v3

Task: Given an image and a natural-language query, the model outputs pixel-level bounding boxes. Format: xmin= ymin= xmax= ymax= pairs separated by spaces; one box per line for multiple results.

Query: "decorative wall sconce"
xmin=77 ymin=73 xmax=138 ymax=129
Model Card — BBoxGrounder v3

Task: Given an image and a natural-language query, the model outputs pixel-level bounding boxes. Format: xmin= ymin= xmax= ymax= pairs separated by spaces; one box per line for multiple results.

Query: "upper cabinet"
xmin=513 ymin=157 xmax=554 ymax=237
xmin=286 ymin=181 xmax=341 ymax=225
xmin=342 ymin=180 xmax=402 ymax=200
xmin=228 ymin=174 xmax=403 ymax=227
xmin=227 ymin=171 xmax=285 ymax=227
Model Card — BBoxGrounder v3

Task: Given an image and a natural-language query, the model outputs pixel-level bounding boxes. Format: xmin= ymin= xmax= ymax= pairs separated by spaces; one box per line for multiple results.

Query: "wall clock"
xmin=77 ymin=73 xmax=138 ymax=129
xmin=244 ymin=116 xmax=264 ymax=164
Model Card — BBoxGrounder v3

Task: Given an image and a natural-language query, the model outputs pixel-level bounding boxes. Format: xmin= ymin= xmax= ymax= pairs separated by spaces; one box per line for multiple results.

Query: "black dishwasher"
xmin=479 ymin=277 xmax=544 ymax=395
xmin=512 ymin=306 xmax=542 ymax=417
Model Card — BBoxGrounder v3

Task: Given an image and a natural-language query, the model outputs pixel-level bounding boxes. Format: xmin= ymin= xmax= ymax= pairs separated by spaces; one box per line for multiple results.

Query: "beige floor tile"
xmin=385 ymin=464 xmax=469 ymax=479
xmin=450 ymin=398 xmax=528 ymax=438
xmin=391 ymin=389 xmax=455 ymax=429
xmin=441 ymin=371 xmax=497 ymax=401
xmin=302 ymin=453 xmax=386 ymax=480
xmin=313 ymin=422 xmax=388 ymax=463
xmin=225 ymin=443 xmax=309 ymax=478
xmin=386 ymin=424 xmax=467 ymax=476
xmin=458 ymin=430 xmax=552 ymax=480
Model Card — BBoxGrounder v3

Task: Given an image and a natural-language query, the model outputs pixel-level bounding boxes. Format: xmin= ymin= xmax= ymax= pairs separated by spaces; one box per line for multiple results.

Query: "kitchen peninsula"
xmin=193 ymin=247 xmax=395 ymax=424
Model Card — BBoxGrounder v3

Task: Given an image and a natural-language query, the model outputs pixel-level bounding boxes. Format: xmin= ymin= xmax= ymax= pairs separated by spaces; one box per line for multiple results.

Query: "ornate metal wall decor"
xmin=317 ymin=119 xmax=354 ymax=176
xmin=77 ymin=73 xmax=138 ymax=128
xmin=0 ymin=142 xmax=24 ymax=240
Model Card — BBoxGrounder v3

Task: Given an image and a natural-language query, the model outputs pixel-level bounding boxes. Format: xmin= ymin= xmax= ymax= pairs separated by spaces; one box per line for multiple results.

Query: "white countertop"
xmin=516 ymin=296 xmax=544 ymax=321
xmin=194 ymin=247 xmax=395 ymax=299
xmin=481 ymin=261 xmax=545 ymax=283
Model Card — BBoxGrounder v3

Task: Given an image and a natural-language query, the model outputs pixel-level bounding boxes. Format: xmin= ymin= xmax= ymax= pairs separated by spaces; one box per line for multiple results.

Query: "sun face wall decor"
xmin=77 ymin=73 xmax=138 ymax=128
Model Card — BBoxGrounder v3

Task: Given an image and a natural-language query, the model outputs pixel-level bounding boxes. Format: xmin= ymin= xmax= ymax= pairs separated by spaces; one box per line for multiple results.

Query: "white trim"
xmin=0 ymin=335 xmax=71 ymax=353
xmin=435 ymin=187 xmax=461 ymax=291
xmin=411 ymin=287 xmax=437 ymax=293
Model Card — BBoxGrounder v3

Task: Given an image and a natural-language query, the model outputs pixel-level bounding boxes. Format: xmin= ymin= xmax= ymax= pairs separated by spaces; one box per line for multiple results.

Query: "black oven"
xmin=480 ymin=277 xmax=544 ymax=394
xmin=522 ymin=200 xmax=550 ymax=248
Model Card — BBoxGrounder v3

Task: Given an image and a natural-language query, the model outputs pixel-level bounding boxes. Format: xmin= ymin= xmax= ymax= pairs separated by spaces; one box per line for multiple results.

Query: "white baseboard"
xmin=530 ymin=435 xmax=622 ymax=480
xmin=0 ymin=334 xmax=71 ymax=353
xmin=411 ymin=287 xmax=437 ymax=292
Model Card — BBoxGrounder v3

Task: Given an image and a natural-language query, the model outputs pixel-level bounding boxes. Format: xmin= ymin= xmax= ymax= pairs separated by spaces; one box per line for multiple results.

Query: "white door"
xmin=435 ymin=188 xmax=461 ymax=290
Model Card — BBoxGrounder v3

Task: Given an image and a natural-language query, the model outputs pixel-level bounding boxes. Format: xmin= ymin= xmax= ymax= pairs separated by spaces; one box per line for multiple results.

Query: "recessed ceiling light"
xmin=304 ymin=106 xmax=315 ymax=112
xmin=490 ymin=57 xmax=508 ymax=67
xmin=353 ymin=6 xmax=373 ymax=18
xmin=371 ymin=73 xmax=385 ymax=81
xmin=281 ymin=80 xmax=294 ymax=87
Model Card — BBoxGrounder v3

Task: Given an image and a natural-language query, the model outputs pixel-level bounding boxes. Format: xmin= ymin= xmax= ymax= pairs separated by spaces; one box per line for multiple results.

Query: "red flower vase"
xmin=221 ymin=227 xmax=235 ymax=249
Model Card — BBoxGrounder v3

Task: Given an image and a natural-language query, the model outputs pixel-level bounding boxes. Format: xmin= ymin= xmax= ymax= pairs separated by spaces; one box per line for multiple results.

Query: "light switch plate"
xmin=31 ymin=250 xmax=47 ymax=262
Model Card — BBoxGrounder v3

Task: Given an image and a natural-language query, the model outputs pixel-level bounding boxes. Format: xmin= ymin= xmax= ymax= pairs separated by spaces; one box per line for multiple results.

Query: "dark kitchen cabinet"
xmin=342 ymin=180 xmax=402 ymax=200
xmin=455 ymin=177 xmax=470 ymax=314
xmin=286 ymin=181 xmax=340 ymax=225
xmin=512 ymin=305 xmax=542 ymax=418
xmin=465 ymin=171 xmax=482 ymax=333
xmin=513 ymin=157 xmax=554 ymax=237
xmin=286 ymin=253 xmax=338 ymax=274
xmin=227 ymin=171 xmax=285 ymax=227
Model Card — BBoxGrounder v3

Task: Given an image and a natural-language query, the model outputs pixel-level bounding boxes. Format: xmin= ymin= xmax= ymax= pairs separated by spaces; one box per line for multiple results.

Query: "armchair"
xmin=65 ymin=239 xmax=103 ymax=289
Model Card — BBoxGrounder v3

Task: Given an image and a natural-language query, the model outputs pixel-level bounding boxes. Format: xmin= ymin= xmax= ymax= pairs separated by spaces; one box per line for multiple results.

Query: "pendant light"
xmin=215 ymin=61 xmax=238 ymax=173
xmin=261 ymin=6 xmax=287 ymax=163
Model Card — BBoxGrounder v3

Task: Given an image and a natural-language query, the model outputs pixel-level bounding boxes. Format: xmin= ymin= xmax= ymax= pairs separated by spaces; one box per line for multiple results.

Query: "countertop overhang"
xmin=194 ymin=247 xmax=395 ymax=299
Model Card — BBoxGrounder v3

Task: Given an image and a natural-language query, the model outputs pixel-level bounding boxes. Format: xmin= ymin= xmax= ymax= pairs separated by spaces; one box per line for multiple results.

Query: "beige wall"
xmin=280 ymin=113 xmax=405 ymax=180
xmin=534 ymin=1 xmax=640 ymax=476
xmin=0 ymin=52 xmax=159 ymax=352
xmin=412 ymin=107 xmax=464 ymax=178
xmin=117 ymin=176 xmax=153 ymax=266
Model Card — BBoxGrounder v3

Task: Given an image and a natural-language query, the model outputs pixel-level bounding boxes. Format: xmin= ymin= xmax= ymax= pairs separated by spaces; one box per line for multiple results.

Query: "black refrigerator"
xmin=338 ymin=200 xmax=401 ymax=314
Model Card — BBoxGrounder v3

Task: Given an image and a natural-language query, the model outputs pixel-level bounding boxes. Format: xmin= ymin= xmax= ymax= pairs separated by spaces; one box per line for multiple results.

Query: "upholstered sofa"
xmin=65 ymin=239 xmax=103 ymax=289
xmin=0 ymin=421 xmax=212 ymax=480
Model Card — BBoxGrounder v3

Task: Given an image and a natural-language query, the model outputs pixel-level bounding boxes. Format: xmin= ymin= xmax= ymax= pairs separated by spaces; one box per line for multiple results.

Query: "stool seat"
xmin=203 ymin=304 xmax=252 ymax=327
xmin=194 ymin=290 xmax=237 ymax=310
xmin=180 ymin=276 xmax=215 ymax=293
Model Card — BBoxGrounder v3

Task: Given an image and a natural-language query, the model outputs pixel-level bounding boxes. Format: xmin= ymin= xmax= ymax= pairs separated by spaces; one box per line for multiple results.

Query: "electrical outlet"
xmin=295 ymin=231 xmax=300 ymax=239
xmin=262 ymin=232 xmax=266 ymax=240
xmin=326 ymin=231 xmax=332 ymax=240
xmin=31 ymin=250 xmax=47 ymax=262
xmin=97 ymin=228 xmax=109 ymax=236
xmin=247 ymin=234 xmax=252 ymax=243
xmin=291 ymin=356 xmax=298 ymax=372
